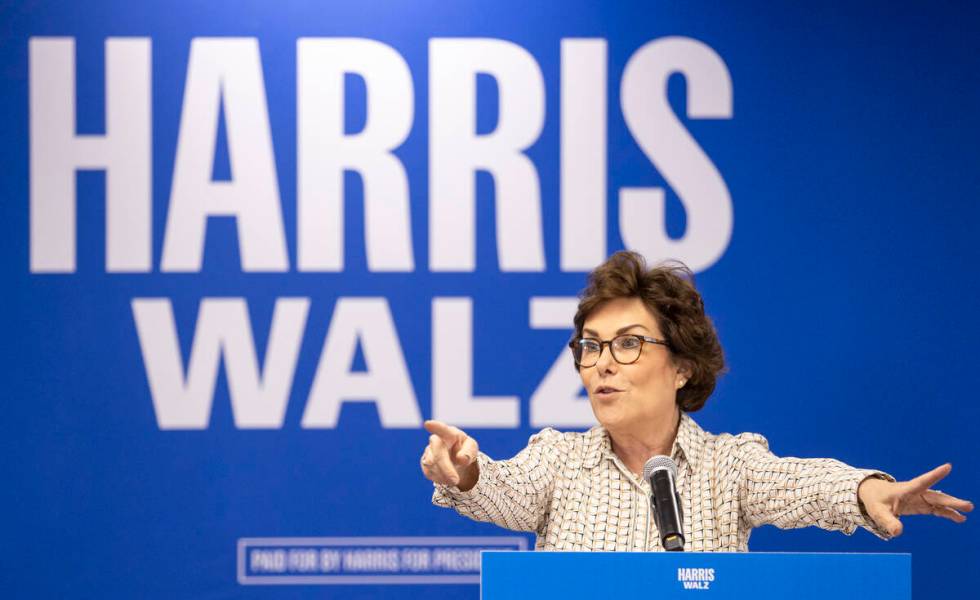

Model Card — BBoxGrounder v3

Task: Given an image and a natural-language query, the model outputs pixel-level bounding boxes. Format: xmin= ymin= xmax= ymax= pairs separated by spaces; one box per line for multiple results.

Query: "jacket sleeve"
xmin=431 ymin=428 xmax=564 ymax=533
xmin=733 ymin=433 xmax=895 ymax=539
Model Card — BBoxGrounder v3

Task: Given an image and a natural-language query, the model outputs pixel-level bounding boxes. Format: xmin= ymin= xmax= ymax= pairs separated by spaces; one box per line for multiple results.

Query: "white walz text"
xmin=28 ymin=36 xmax=733 ymax=429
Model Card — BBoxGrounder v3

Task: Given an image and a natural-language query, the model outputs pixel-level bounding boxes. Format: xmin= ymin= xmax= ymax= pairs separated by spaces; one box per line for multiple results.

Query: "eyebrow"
xmin=582 ymin=323 xmax=650 ymax=337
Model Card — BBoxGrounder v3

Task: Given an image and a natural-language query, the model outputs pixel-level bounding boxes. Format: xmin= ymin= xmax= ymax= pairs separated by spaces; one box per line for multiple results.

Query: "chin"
xmin=592 ymin=407 xmax=625 ymax=430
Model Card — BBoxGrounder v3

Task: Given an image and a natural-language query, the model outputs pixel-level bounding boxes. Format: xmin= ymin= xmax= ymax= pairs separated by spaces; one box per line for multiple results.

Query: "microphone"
xmin=643 ymin=455 xmax=685 ymax=551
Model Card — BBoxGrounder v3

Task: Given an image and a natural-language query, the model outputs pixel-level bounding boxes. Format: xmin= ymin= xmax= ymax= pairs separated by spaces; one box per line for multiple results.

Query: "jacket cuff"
xmin=847 ymin=470 xmax=897 ymax=540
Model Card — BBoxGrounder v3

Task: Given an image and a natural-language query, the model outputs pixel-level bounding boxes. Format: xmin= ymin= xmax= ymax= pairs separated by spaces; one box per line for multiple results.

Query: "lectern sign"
xmin=482 ymin=552 xmax=911 ymax=599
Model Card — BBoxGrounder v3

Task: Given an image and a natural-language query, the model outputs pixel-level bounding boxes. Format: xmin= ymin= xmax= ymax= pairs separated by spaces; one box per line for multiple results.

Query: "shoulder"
xmin=712 ymin=430 xmax=770 ymax=451
xmin=523 ymin=426 xmax=605 ymax=466
xmin=687 ymin=416 xmax=771 ymax=468
xmin=526 ymin=426 xmax=601 ymax=451
xmin=678 ymin=413 xmax=768 ymax=448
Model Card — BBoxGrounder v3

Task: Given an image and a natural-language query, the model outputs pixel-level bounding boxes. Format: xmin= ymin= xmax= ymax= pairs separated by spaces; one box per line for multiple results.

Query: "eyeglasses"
xmin=568 ymin=334 xmax=670 ymax=368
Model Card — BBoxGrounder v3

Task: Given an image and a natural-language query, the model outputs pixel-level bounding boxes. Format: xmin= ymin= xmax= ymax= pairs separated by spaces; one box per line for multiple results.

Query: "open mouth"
xmin=594 ymin=386 xmax=622 ymax=395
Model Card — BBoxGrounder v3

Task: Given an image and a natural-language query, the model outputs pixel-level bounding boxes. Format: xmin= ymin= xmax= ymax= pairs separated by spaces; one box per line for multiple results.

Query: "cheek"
xmin=627 ymin=362 xmax=673 ymax=392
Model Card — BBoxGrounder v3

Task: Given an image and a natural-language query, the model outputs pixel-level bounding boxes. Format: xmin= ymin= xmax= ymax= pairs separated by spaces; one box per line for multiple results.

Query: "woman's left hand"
xmin=858 ymin=463 xmax=973 ymax=537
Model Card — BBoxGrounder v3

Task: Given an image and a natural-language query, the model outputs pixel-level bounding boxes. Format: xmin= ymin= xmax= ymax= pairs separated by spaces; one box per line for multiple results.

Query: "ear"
xmin=674 ymin=361 xmax=693 ymax=389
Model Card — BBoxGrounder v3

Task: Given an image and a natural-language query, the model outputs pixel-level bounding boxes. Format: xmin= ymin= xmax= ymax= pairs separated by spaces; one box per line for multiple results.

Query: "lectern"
xmin=482 ymin=552 xmax=910 ymax=599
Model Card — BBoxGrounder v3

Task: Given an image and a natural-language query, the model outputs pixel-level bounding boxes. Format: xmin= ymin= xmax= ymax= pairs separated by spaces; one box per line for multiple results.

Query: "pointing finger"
xmin=424 ymin=420 xmax=465 ymax=446
xmin=423 ymin=419 xmax=448 ymax=435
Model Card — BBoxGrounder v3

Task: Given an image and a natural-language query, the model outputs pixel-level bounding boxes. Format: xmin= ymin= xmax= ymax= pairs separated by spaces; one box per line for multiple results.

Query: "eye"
xmin=580 ymin=339 xmax=601 ymax=353
xmin=617 ymin=336 xmax=642 ymax=349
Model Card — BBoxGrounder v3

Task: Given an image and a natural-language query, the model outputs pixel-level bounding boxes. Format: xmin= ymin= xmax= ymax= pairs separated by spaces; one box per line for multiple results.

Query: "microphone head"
xmin=642 ymin=455 xmax=678 ymax=482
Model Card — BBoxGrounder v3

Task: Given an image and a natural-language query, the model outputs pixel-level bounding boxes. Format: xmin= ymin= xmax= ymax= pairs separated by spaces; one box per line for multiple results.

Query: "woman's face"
xmin=578 ymin=297 xmax=687 ymax=434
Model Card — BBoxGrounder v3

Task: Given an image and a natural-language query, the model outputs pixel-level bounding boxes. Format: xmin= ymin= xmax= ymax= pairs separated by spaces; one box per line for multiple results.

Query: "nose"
xmin=594 ymin=342 xmax=618 ymax=374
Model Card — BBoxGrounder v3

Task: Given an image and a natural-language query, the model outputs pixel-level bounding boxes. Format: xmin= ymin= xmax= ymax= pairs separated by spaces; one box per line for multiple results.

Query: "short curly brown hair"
xmin=572 ymin=251 xmax=726 ymax=412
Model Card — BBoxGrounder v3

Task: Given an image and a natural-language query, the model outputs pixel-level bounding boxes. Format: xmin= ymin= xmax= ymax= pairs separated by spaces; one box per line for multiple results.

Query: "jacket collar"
xmin=583 ymin=412 xmax=705 ymax=473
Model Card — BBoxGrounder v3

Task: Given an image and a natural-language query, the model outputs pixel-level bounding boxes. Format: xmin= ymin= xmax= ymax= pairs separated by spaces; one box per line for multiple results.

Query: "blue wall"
xmin=2 ymin=1 xmax=978 ymax=597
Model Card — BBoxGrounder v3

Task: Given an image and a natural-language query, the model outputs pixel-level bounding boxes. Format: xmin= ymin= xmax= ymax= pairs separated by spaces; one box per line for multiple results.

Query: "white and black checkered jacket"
xmin=432 ymin=413 xmax=893 ymax=551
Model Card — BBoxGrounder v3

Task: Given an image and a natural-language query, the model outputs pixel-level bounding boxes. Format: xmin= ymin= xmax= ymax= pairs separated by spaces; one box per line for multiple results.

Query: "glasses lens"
xmin=574 ymin=339 xmax=602 ymax=366
xmin=611 ymin=335 xmax=643 ymax=364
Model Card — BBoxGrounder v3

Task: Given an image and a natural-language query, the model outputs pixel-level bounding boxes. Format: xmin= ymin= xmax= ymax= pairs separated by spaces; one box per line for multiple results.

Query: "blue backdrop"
xmin=2 ymin=1 xmax=978 ymax=598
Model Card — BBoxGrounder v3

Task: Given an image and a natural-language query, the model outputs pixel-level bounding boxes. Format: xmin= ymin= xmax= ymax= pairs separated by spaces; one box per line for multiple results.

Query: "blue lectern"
xmin=482 ymin=552 xmax=910 ymax=599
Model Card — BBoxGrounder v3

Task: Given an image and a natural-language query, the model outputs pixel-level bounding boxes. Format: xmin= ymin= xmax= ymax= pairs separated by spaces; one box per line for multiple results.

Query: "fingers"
xmin=931 ymin=506 xmax=968 ymax=524
xmin=420 ymin=434 xmax=459 ymax=486
xmin=420 ymin=445 xmax=457 ymax=486
xmin=420 ymin=446 xmax=434 ymax=474
xmin=430 ymin=435 xmax=457 ymax=480
xmin=907 ymin=463 xmax=952 ymax=493
xmin=455 ymin=436 xmax=479 ymax=466
xmin=925 ymin=489 xmax=974 ymax=513
xmin=921 ymin=489 xmax=973 ymax=523
xmin=420 ymin=446 xmax=441 ymax=482
xmin=866 ymin=501 xmax=904 ymax=538
xmin=428 ymin=434 xmax=460 ymax=486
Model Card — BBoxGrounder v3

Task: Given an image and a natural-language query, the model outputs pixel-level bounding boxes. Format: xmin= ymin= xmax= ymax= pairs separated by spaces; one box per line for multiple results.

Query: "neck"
xmin=608 ymin=408 xmax=681 ymax=477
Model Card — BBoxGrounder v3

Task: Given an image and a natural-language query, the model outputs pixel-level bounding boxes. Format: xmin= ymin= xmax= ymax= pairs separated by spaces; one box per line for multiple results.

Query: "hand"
xmin=858 ymin=463 xmax=973 ymax=537
xmin=420 ymin=420 xmax=480 ymax=491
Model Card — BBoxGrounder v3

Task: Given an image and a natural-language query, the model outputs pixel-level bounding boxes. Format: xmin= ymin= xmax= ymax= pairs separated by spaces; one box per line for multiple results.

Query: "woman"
xmin=420 ymin=251 xmax=972 ymax=551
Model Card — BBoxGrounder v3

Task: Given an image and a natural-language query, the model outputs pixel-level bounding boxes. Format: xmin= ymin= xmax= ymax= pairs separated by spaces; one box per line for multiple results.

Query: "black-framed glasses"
xmin=568 ymin=334 xmax=670 ymax=367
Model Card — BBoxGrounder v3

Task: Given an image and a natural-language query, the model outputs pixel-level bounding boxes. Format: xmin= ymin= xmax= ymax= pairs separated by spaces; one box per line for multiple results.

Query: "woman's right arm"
xmin=421 ymin=420 xmax=562 ymax=533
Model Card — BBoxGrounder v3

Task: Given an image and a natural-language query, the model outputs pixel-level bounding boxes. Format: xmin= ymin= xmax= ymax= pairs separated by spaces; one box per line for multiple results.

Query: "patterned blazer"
xmin=432 ymin=413 xmax=893 ymax=551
